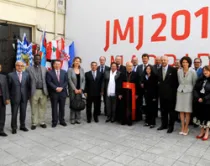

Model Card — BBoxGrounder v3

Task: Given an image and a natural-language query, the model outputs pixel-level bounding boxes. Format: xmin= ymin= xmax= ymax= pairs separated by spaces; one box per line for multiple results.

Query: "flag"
xmin=16 ymin=33 xmax=33 ymax=67
xmin=61 ymin=46 xmax=70 ymax=71
xmin=40 ymin=31 xmax=47 ymax=66
xmin=68 ymin=42 xmax=75 ymax=68
xmin=46 ymin=38 xmax=64 ymax=60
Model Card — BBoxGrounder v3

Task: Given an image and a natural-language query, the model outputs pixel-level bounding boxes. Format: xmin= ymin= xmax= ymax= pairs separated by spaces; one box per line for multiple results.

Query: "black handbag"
xmin=70 ymin=94 xmax=85 ymax=111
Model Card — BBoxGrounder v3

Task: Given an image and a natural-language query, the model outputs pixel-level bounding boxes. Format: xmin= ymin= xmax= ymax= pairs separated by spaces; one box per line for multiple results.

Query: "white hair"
xmin=15 ymin=60 xmax=24 ymax=65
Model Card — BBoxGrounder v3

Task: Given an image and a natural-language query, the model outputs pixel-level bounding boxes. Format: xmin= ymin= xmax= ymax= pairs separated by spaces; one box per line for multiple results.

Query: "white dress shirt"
xmin=107 ymin=70 xmax=117 ymax=96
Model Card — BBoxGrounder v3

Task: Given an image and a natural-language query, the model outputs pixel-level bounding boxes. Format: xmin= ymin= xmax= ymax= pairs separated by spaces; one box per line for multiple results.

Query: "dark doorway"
xmin=0 ymin=23 xmax=32 ymax=74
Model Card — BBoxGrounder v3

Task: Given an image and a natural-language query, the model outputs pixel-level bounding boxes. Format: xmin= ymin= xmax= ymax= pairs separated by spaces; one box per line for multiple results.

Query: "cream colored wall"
xmin=0 ymin=0 xmax=65 ymax=43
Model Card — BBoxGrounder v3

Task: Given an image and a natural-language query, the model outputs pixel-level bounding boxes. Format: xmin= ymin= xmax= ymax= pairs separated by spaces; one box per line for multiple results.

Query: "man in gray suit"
xmin=0 ymin=74 xmax=10 ymax=136
xmin=8 ymin=61 xmax=30 ymax=134
xmin=26 ymin=54 xmax=48 ymax=130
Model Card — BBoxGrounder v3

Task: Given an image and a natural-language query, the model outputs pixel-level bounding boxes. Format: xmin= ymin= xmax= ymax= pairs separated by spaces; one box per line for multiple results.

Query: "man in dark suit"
xmin=102 ymin=62 xmax=121 ymax=122
xmin=135 ymin=54 xmax=150 ymax=120
xmin=84 ymin=62 xmax=103 ymax=123
xmin=153 ymin=56 xmax=161 ymax=75
xmin=97 ymin=56 xmax=110 ymax=115
xmin=46 ymin=60 xmax=68 ymax=128
xmin=157 ymin=56 xmax=178 ymax=133
xmin=8 ymin=61 xmax=30 ymax=134
xmin=115 ymin=55 xmax=126 ymax=74
xmin=0 ymin=74 xmax=10 ymax=136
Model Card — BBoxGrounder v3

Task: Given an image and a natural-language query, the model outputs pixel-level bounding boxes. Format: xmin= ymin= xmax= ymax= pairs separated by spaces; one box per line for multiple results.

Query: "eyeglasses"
xmin=16 ymin=65 xmax=24 ymax=67
xmin=194 ymin=62 xmax=201 ymax=63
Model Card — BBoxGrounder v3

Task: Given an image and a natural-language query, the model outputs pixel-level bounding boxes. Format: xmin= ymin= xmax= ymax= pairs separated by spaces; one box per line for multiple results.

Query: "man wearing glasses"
xmin=193 ymin=58 xmax=203 ymax=78
xmin=8 ymin=61 xmax=30 ymax=134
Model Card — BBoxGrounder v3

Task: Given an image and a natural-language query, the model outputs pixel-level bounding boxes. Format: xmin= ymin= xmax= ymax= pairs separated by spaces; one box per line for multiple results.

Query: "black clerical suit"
xmin=117 ymin=71 xmax=140 ymax=125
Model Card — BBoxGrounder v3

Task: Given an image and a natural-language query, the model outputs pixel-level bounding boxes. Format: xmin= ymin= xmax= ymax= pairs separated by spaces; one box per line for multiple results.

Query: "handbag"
xmin=70 ymin=94 xmax=85 ymax=111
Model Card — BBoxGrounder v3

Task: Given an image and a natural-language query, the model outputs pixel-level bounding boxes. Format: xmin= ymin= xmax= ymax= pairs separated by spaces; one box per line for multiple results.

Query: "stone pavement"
xmin=1 ymin=100 xmax=210 ymax=166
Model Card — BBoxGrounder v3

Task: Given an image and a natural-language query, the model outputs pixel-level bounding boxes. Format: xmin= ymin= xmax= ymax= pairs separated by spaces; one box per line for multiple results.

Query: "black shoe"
xmin=111 ymin=120 xmax=115 ymax=123
xmin=12 ymin=129 xmax=17 ymax=134
xmin=128 ymin=123 xmax=132 ymax=126
xmin=31 ymin=125 xmax=36 ymax=130
xmin=75 ymin=121 xmax=81 ymax=124
xmin=106 ymin=118 xmax=111 ymax=123
xmin=157 ymin=126 xmax=167 ymax=130
xmin=0 ymin=132 xmax=7 ymax=137
xmin=87 ymin=120 xmax=91 ymax=123
xmin=52 ymin=124 xmax=57 ymax=128
xmin=94 ymin=117 xmax=99 ymax=123
xmin=150 ymin=125 xmax=155 ymax=129
xmin=20 ymin=127 xmax=29 ymax=132
xmin=40 ymin=124 xmax=47 ymax=128
xmin=167 ymin=127 xmax=174 ymax=133
xmin=144 ymin=123 xmax=149 ymax=126
xmin=60 ymin=122 xmax=67 ymax=127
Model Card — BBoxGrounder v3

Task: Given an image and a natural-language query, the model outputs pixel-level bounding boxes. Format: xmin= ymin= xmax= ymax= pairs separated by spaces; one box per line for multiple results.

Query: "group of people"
xmin=0 ymin=53 xmax=209 ymax=141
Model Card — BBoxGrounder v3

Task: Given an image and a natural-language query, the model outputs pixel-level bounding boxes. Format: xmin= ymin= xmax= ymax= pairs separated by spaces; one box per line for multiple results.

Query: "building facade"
xmin=0 ymin=0 xmax=65 ymax=73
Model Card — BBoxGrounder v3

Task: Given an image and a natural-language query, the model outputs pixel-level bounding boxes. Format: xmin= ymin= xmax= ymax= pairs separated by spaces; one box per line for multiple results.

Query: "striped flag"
xmin=40 ymin=31 xmax=47 ymax=67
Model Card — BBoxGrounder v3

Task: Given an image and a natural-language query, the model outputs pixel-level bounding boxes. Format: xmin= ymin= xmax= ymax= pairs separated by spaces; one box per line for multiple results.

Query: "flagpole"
xmin=54 ymin=0 xmax=58 ymax=38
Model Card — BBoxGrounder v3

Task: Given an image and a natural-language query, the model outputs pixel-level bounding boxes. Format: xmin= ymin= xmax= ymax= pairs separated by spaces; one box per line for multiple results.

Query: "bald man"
xmin=157 ymin=56 xmax=178 ymax=133
xmin=8 ymin=61 xmax=31 ymax=134
xmin=117 ymin=62 xmax=140 ymax=126
xmin=153 ymin=56 xmax=161 ymax=75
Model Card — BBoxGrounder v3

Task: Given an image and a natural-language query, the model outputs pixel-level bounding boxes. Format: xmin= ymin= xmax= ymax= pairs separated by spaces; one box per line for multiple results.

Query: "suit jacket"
xmin=46 ymin=69 xmax=68 ymax=97
xmin=117 ymin=65 xmax=126 ymax=74
xmin=84 ymin=71 xmax=103 ymax=97
xmin=102 ymin=70 xmax=121 ymax=96
xmin=153 ymin=64 xmax=161 ymax=75
xmin=67 ymin=68 xmax=85 ymax=100
xmin=97 ymin=65 xmax=110 ymax=73
xmin=158 ymin=65 xmax=178 ymax=101
xmin=177 ymin=68 xmax=197 ymax=93
xmin=117 ymin=71 xmax=140 ymax=96
xmin=193 ymin=76 xmax=210 ymax=104
xmin=8 ymin=71 xmax=30 ymax=104
xmin=0 ymin=74 xmax=9 ymax=105
xmin=26 ymin=65 xmax=48 ymax=96
xmin=142 ymin=74 xmax=158 ymax=100
xmin=195 ymin=67 xmax=203 ymax=78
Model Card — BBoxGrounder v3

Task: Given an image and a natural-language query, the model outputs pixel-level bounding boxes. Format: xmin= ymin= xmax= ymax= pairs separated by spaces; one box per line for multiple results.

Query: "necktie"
xmin=162 ymin=68 xmax=166 ymax=80
xmin=56 ymin=70 xmax=60 ymax=82
xmin=143 ymin=64 xmax=146 ymax=70
xmin=101 ymin=66 xmax=104 ymax=73
xmin=18 ymin=72 xmax=22 ymax=83
xmin=133 ymin=66 xmax=136 ymax=72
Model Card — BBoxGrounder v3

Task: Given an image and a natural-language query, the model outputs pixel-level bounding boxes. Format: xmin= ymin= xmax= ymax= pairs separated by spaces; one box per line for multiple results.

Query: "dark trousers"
xmin=50 ymin=95 xmax=66 ymax=125
xmin=160 ymin=98 xmax=176 ymax=128
xmin=136 ymin=96 xmax=143 ymax=121
xmin=145 ymin=99 xmax=157 ymax=125
xmin=11 ymin=100 xmax=27 ymax=129
xmin=0 ymin=97 xmax=6 ymax=132
xmin=86 ymin=96 xmax=100 ymax=121
xmin=99 ymin=94 xmax=106 ymax=115
xmin=106 ymin=96 xmax=116 ymax=121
